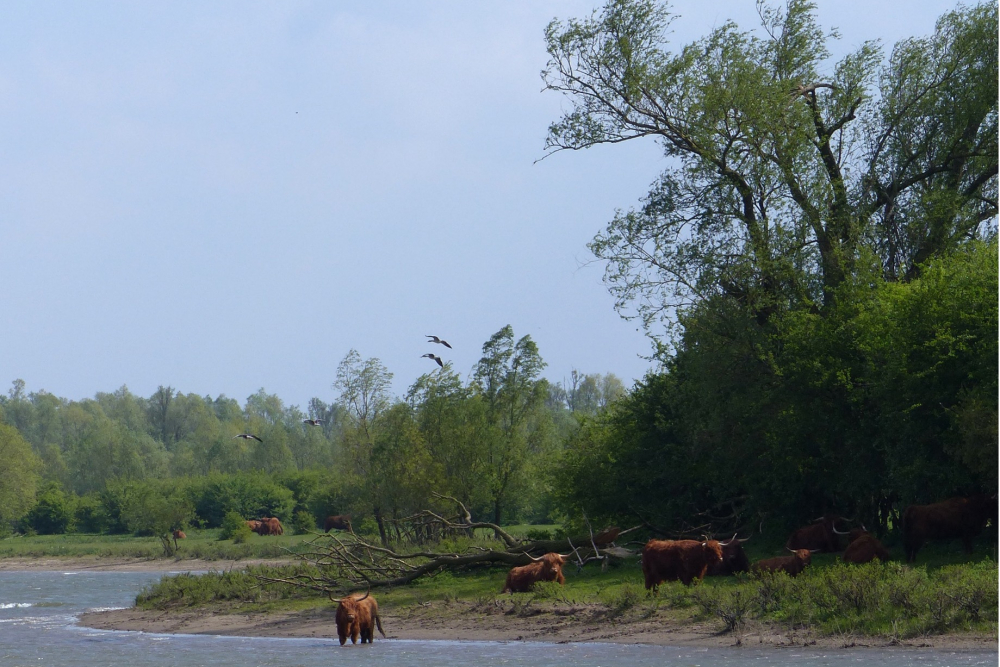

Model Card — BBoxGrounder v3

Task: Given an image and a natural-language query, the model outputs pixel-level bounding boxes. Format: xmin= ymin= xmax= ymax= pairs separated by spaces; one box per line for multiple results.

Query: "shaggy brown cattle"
xmin=842 ymin=527 xmax=890 ymax=564
xmin=333 ymin=591 xmax=385 ymax=645
xmin=706 ymin=534 xmax=751 ymax=576
xmin=245 ymin=520 xmax=262 ymax=533
xmin=324 ymin=515 xmax=354 ymax=533
xmin=501 ymin=553 xmax=568 ymax=593
xmin=172 ymin=529 xmax=186 ymax=540
xmin=752 ymin=549 xmax=813 ymax=577
xmin=641 ymin=539 xmax=724 ymax=591
xmin=253 ymin=517 xmax=284 ymax=536
xmin=903 ymin=494 xmax=997 ymax=562
xmin=785 ymin=514 xmax=850 ymax=553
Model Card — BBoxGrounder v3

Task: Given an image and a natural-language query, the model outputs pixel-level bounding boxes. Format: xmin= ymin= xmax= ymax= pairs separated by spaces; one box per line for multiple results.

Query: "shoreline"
xmin=0 ymin=556 xmax=294 ymax=572
xmin=78 ymin=604 xmax=998 ymax=650
xmin=5 ymin=556 xmax=995 ymax=651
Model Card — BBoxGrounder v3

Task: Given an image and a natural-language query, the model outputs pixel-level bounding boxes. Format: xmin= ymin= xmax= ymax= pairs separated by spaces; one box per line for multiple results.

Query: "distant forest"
xmin=0 ymin=324 xmax=625 ymax=543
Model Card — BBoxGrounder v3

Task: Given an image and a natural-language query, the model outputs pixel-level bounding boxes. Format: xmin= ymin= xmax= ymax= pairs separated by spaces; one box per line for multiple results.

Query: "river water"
xmin=0 ymin=570 xmax=995 ymax=667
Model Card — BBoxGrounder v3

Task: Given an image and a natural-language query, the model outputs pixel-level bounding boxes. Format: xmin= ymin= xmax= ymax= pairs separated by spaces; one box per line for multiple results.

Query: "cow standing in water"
xmin=333 ymin=591 xmax=385 ymax=645
xmin=641 ymin=539 xmax=723 ymax=591
xmin=903 ymin=494 xmax=997 ymax=562
xmin=502 ymin=553 xmax=569 ymax=593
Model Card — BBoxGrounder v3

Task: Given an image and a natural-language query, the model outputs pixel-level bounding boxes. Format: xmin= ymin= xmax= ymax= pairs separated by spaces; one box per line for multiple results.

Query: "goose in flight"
xmin=421 ymin=353 xmax=444 ymax=368
xmin=303 ymin=419 xmax=324 ymax=427
xmin=233 ymin=433 xmax=263 ymax=442
xmin=426 ymin=335 xmax=452 ymax=349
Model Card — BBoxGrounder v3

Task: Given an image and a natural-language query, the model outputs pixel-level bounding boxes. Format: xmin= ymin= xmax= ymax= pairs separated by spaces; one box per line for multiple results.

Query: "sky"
xmin=0 ymin=0 xmax=966 ymax=410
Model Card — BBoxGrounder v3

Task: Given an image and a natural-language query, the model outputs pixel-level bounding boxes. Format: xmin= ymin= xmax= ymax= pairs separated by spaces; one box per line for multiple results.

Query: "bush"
xmin=219 ymin=511 xmax=253 ymax=542
xmin=292 ymin=510 xmax=316 ymax=535
xmin=21 ymin=482 xmax=74 ymax=534
xmin=194 ymin=473 xmax=295 ymax=527
xmin=74 ymin=494 xmax=109 ymax=533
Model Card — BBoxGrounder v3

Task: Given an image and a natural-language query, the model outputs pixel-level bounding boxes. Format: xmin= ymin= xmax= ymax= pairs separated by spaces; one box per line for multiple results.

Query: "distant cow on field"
xmin=502 ymin=553 xmax=568 ymax=593
xmin=246 ymin=520 xmax=262 ymax=533
xmin=253 ymin=517 xmax=284 ymax=536
xmin=903 ymin=494 xmax=997 ymax=562
xmin=785 ymin=514 xmax=851 ymax=553
xmin=641 ymin=539 xmax=723 ymax=591
xmin=324 ymin=515 xmax=354 ymax=533
xmin=753 ymin=549 xmax=814 ymax=577
xmin=333 ymin=591 xmax=385 ymax=645
xmin=842 ymin=527 xmax=890 ymax=564
xmin=706 ymin=534 xmax=751 ymax=576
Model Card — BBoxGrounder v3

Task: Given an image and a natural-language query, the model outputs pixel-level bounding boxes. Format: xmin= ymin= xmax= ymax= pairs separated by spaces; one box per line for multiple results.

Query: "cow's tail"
xmin=375 ymin=610 xmax=386 ymax=638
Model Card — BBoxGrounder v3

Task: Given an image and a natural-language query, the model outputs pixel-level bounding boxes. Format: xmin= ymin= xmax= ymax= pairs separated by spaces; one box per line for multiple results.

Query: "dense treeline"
xmin=0 ymin=325 xmax=624 ymax=542
xmin=547 ymin=0 xmax=997 ymax=539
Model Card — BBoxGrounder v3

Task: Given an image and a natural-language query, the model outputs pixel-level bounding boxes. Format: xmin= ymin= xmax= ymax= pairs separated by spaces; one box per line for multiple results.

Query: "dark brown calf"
xmin=842 ymin=528 xmax=890 ymax=564
xmin=752 ymin=549 xmax=813 ymax=577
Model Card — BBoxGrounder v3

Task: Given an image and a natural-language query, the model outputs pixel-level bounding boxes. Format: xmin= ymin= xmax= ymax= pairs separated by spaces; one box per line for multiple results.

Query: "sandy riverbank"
xmin=78 ymin=599 xmax=998 ymax=650
xmin=0 ymin=556 xmax=293 ymax=572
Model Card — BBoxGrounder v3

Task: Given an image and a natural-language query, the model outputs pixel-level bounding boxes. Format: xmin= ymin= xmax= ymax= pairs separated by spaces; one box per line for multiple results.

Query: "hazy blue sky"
xmin=1 ymin=1 xmax=964 ymax=409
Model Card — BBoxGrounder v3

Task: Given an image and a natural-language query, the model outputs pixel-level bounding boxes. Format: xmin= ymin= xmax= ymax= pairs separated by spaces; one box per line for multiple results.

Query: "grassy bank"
xmin=133 ymin=550 xmax=997 ymax=641
xmin=0 ymin=529 xmax=312 ymax=561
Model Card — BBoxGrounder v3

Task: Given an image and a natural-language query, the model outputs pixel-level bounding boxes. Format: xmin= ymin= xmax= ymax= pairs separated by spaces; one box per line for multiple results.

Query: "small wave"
xmin=0 ymin=602 xmax=34 ymax=609
xmin=85 ymin=606 xmax=128 ymax=613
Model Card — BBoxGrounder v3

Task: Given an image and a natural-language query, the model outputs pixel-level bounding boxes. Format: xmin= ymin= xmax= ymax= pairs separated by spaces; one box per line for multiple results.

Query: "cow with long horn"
xmin=641 ymin=539 xmax=724 ymax=591
xmin=332 ymin=589 xmax=385 ymax=645
xmin=785 ymin=514 xmax=852 ymax=553
xmin=501 ymin=552 xmax=570 ymax=593
xmin=706 ymin=533 xmax=751 ymax=576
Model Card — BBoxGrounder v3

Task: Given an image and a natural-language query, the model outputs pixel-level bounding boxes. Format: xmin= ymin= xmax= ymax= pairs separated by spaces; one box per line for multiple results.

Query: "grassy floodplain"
xmin=124 ymin=532 xmax=997 ymax=643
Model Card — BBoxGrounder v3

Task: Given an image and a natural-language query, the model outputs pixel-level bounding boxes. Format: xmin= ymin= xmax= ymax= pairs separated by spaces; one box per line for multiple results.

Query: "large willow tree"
xmin=543 ymin=0 xmax=997 ymax=335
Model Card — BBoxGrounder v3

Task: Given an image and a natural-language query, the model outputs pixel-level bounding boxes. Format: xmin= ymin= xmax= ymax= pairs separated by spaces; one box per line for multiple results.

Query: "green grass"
xmin=0 ymin=529 xmax=318 ymax=561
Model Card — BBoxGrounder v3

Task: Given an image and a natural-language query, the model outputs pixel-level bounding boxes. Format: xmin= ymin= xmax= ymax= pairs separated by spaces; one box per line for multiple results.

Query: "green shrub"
xmin=21 ymin=482 xmax=74 ymax=534
xmin=525 ymin=528 xmax=552 ymax=541
xmin=219 ymin=511 xmax=252 ymax=542
xmin=292 ymin=510 xmax=316 ymax=535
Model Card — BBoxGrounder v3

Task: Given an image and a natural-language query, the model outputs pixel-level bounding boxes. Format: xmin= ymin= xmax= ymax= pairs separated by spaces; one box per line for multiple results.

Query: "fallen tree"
xmin=254 ymin=499 xmax=640 ymax=593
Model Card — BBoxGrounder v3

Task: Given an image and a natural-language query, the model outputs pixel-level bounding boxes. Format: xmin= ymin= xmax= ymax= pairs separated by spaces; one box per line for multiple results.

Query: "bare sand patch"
xmin=78 ymin=600 xmax=998 ymax=650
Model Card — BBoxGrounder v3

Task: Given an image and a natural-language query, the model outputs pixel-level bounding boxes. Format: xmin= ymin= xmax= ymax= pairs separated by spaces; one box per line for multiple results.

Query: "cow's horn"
xmin=832 ymin=526 xmax=850 ymax=535
xmin=525 ymin=552 xmax=544 ymax=562
xmin=358 ymin=588 xmax=370 ymax=601
xmin=718 ymin=533 xmax=737 ymax=545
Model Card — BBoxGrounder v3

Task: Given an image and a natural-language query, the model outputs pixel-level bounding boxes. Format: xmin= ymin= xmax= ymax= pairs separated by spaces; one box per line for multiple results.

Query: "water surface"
xmin=0 ymin=570 xmax=995 ymax=666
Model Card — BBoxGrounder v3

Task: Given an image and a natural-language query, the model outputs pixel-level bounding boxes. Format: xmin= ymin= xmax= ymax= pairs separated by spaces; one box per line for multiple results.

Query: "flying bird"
xmin=421 ymin=353 xmax=444 ymax=368
xmin=233 ymin=433 xmax=263 ymax=442
xmin=303 ymin=419 xmax=324 ymax=426
xmin=426 ymin=335 xmax=452 ymax=349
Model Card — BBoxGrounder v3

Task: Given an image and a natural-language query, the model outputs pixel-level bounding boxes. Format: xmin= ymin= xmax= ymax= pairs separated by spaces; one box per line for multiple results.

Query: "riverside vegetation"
xmin=131 ymin=536 xmax=996 ymax=642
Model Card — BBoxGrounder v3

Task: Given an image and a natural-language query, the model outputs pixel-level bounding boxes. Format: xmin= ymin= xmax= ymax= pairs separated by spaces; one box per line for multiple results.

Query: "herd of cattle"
xmin=502 ymin=493 xmax=997 ymax=594
xmin=302 ymin=494 xmax=998 ymax=646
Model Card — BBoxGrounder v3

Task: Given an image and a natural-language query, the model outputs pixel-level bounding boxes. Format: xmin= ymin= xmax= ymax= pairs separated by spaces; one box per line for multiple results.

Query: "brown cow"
xmin=706 ymin=534 xmax=751 ymax=576
xmin=641 ymin=539 xmax=723 ymax=591
xmin=501 ymin=553 xmax=568 ymax=593
xmin=842 ymin=527 xmax=890 ymax=564
xmin=324 ymin=515 xmax=354 ymax=533
xmin=752 ymin=549 xmax=814 ymax=577
xmin=785 ymin=514 xmax=851 ymax=553
xmin=172 ymin=529 xmax=186 ymax=540
xmin=245 ymin=520 xmax=262 ymax=533
xmin=333 ymin=591 xmax=385 ymax=645
xmin=903 ymin=494 xmax=997 ymax=562
xmin=592 ymin=526 xmax=621 ymax=546
xmin=253 ymin=517 xmax=284 ymax=536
